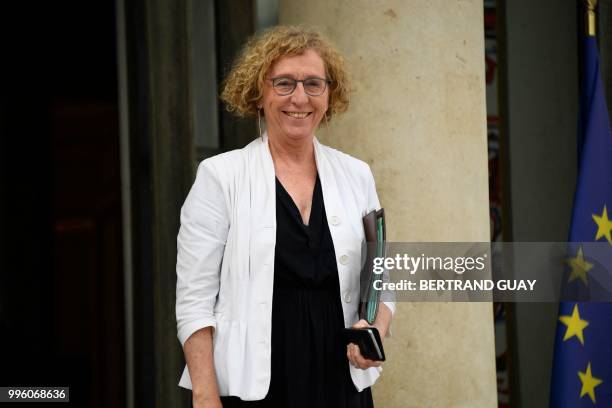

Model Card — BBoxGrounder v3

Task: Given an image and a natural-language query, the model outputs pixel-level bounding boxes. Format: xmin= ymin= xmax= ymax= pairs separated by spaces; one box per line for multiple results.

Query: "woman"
xmin=176 ymin=26 xmax=394 ymax=408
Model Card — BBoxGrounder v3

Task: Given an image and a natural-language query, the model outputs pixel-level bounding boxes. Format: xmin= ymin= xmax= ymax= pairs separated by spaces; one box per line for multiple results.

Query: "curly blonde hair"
xmin=220 ymin=26 xmax=350 ymax=121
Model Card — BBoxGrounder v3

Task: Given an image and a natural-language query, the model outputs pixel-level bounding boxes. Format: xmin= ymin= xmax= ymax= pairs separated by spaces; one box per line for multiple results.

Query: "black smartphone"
xmin=342 ymin=327 xmax=385 ymax=361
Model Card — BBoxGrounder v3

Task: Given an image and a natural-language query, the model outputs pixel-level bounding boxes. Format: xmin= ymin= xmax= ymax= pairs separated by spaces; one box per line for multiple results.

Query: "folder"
xmin=360 ymin=208 xmax=386 ymax=324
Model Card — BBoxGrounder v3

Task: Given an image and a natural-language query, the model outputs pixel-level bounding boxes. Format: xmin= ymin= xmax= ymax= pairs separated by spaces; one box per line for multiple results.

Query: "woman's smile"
xmin=283 ymin=111 xmax=312 ymax=119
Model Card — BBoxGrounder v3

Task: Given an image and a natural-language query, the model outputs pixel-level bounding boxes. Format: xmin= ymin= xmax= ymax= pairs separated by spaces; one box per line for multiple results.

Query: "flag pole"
xmin=586 ymin=0 xmax=597 ymax=37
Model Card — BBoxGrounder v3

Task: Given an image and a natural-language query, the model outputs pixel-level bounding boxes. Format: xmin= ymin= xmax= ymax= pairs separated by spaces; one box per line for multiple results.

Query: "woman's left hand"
xmin=346 ymin=303 xmax=392 ymax=369
xmin=346 ymin=319 xmax=382 ymax=369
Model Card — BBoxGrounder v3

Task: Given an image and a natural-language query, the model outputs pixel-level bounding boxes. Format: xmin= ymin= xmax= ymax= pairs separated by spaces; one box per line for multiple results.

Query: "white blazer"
xmin=176 ymin=133 xmax=395 ymax=401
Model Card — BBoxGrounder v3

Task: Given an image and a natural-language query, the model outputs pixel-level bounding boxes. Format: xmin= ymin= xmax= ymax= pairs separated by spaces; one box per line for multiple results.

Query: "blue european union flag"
xmin=549 ymin=33 xmax=612 ymax=406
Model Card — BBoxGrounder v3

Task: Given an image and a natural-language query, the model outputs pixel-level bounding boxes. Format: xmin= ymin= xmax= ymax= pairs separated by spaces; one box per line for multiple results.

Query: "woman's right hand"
xmin=192 ymin=394 xmax=223 ymax=408
xmin=184 ymin=327 xmax=222 ymax=408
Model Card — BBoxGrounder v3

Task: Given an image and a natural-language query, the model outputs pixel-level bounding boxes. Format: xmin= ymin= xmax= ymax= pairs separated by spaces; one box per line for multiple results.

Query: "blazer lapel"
xmin=259 ymin=132 xmax=276 ymax=213
xmin=314 ymin=137 xmax=347 ymax=242
xmin=246 ymin=133 xmax=276 ymax=293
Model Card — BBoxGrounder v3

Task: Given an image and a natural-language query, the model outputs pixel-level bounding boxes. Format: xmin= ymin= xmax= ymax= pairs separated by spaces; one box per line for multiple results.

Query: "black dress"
xmin=220 ymin=175 xmax=373 ymax=408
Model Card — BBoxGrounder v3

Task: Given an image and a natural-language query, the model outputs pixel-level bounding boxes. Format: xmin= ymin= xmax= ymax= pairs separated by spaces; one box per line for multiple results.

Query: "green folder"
xmin=360 ymin=209 xmax=386 ymax=324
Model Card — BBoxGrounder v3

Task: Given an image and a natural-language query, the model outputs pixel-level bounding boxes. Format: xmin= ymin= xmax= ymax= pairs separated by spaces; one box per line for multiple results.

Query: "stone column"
xmin=280 ymin=1 xmax=497 ymax=407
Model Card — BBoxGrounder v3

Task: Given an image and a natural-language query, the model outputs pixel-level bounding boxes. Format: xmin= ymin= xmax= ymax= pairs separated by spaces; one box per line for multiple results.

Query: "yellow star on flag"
xmin=565 ymin=246 xmax=594 ymax=286
xmin=592 ymin=205 xmax=612 ymax=244
xmin=578 ymin=362 xmax=603 ymax=403
xmin=558 ymin=304 xmax=589 ymax=345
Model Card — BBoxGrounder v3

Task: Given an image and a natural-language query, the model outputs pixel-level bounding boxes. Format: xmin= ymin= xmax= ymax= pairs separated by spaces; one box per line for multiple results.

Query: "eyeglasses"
xmin=268 ymin=77 xmax=331 ymax=96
